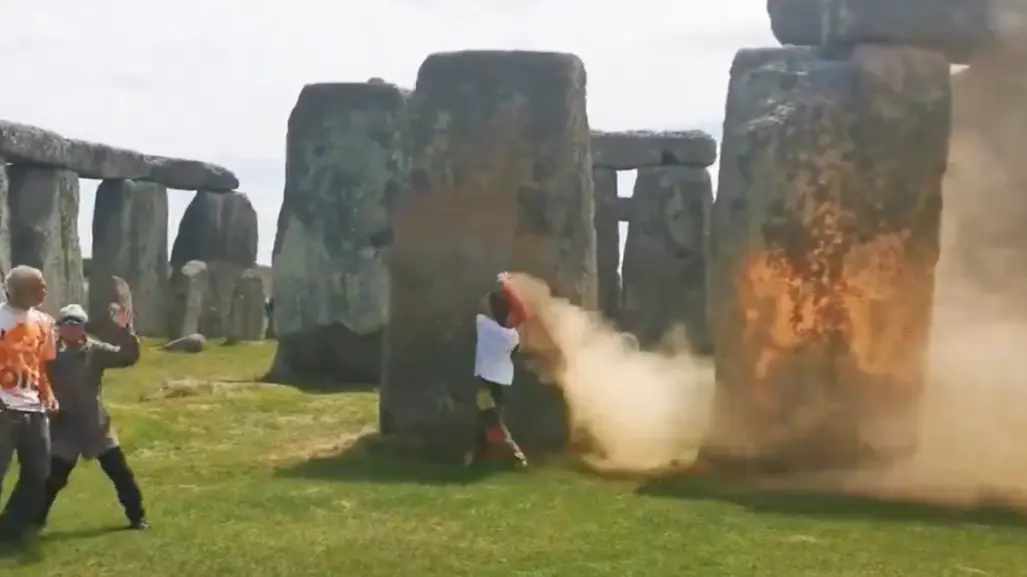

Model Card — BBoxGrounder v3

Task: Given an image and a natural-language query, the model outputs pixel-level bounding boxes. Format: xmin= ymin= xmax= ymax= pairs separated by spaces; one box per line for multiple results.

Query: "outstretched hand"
xmin=497 ymin=271 xmax=511 ymax=284
xmin=110 ymin=304 xmax=131 ymax=328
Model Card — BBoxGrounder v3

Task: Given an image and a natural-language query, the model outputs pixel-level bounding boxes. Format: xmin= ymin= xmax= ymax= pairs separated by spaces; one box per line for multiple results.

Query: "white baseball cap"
xmin=57 ymin=304 xmax=89 ymax=325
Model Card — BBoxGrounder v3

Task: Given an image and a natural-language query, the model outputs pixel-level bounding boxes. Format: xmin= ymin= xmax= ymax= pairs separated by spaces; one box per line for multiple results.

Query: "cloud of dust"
xmin=504 ymin=273 xmax=715 ymax=475
xmin=768 ymin=48 xmax=1027 ymax=510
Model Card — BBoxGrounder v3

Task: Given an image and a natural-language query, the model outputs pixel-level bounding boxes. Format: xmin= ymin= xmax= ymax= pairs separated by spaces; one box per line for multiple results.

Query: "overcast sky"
xmin=1 ymin=0 xmax=776 ymax=265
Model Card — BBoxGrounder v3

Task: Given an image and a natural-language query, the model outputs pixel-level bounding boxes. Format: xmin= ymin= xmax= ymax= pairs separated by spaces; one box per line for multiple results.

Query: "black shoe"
xmin=128 ymin=518 xmax=150 ymax=530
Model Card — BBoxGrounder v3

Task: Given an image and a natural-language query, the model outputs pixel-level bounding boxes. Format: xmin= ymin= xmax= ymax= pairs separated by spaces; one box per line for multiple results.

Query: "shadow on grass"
xmin=42 ymin=525 xmax=127 ymax=544
xmin=275 ymin=433 xmax=515 ymax=485
xmin=637 ymin=473 xmax=1027 ymax=529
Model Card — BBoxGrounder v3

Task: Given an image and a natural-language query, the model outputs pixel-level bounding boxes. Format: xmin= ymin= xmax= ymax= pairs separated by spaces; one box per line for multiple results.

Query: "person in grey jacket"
xmin=37 ymin=303 xmax=148 ymax=530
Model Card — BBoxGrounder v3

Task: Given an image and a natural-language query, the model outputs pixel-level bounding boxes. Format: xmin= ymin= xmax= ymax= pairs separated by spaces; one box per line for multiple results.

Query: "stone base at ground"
xmin=268 ymin=324 xmax=382 ymax=387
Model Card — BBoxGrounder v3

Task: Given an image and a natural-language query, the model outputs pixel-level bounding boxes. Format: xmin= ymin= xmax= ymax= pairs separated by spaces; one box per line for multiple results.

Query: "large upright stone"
xmin=593 ymin=168 xmax=620 ymax=321
xmin=0 ymin=161 xmax=10 ymax=276
xmin=705 ymin=46 xmax=950 ymax=471
xmin=7 ymin=166 xmax=85 ymax=314
xmin=382 ymin=50 xmax=596 ymax=456
xmin=269 ymin=82 xmax=408 ymax=387
xmin=226 ymin=268 xmax=266 ymax=342
xmin=171 ymin=191 xmax=258 ymax=338
xmin=91 ymin=179 xmax=169 ymax=336
xmin=167 ymin=260 xmax=209 ymax=339
xmin=621 ymin=166 xmax=712 ymax=353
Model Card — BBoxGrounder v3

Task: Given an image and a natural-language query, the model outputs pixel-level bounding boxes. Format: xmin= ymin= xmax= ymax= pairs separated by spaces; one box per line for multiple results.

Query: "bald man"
xmin=0 ymin=266 xmax=59 ymax=544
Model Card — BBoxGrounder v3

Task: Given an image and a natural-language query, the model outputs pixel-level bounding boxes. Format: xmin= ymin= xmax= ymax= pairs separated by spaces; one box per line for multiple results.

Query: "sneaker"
xmin=128 ymin=519 xmax=150 ymax=530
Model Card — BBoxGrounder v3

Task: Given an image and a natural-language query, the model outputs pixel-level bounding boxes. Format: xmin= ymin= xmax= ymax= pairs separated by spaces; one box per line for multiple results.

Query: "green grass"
xmin=2 ymin=340 xmax=1026 ymax=576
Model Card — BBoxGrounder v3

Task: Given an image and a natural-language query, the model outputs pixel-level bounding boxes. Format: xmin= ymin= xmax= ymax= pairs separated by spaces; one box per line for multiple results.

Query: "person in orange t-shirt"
xmin=0 ymin=266 xmax=58 ymax=544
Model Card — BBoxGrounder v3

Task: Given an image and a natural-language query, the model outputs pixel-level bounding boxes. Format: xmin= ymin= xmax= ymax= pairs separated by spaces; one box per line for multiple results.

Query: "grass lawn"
xmin=1 ymin=340 xmax=1025 ymax=576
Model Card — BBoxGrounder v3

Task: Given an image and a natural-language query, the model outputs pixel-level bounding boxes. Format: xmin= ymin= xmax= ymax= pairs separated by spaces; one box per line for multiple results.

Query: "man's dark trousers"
xmin=0 ymin=408 xmax=51 ymax=540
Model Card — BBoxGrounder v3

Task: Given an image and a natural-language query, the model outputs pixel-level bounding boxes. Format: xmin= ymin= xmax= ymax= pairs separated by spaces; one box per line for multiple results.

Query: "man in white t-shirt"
xmin=0 ymin=266 xmax=59 ymax=544
xmin=466 ymin=272 xmax=530 ymax=468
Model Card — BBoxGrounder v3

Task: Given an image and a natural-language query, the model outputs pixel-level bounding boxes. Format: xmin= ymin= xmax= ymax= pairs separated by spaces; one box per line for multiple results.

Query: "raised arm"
xmin=92 ymin=324 xmax=141 ymax=369
xmin=498 ymin=273 xmax=530 ymax=328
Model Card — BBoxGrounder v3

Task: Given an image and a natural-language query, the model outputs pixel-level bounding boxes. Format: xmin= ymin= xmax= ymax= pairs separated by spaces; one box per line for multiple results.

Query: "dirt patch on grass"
xmin=141 ymin=378 xmax=276 ymax=401
xmin=264 ymin=427 xmax=379 ymax=464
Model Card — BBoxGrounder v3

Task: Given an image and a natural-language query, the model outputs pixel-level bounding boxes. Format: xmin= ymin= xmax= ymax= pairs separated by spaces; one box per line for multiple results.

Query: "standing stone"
xmin=593 ymin=168 xmax=620 ymax=321
xmin=0 ymin=161 xmax=10 ymax=277
xmin=269 ymin=82 xmax=408 ymax=387
xmin=226 ymin=268 xmax=266 ymax=342
xmin=7 ymin=166 xmax=85 ymax=314
xmin=167 ymin=260 xmax=209 ymax=340
xmin=705 ymin=46 xmax=950 ymax=471
xmin=91 ymin=179 xmax=169 ymax=336
xmin=171 ymin=191 xmax=258 ymax=338
xmin=621 ymin=166 xmax=712 ymax=353
xmin=382 ymin=50 xmax=596 ymax=456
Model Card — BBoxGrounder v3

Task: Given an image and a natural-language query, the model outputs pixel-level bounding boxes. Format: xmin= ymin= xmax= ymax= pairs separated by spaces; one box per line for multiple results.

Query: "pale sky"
xmin=1 ymin=0 xmax=776 ymax=265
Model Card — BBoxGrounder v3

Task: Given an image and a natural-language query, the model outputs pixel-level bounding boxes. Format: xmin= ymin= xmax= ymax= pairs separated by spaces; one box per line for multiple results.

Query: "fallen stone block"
xmin=591 ymin=130 xmax=717 ymax=169
xmin=162 ymin=333 xmax=207 ymax=354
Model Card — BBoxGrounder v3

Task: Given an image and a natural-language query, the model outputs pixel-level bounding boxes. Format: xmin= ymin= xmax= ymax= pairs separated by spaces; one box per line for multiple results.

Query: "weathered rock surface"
xmin=0 ymin=120 xmax=238 ymax=191
xmin=7 ymin=166 xmax=85 ymax=314
xmin=91 ymin=179 xmax=169 ymax=336
xmin=615 ymin=196 xmax=633 ymax=222
xmin=0 ymin=161 xmax=10 ymax=276
xmin=591 ymin=130 xmax=717 ymax=169
xmin=171 ymin=191 xmax=258 ymax=267
xmin=172 ymin=191 xmax=258 ymax=338
xmin=269 ymin=82 xmax=408 ymax=387
xmin=167 ymin=260 xmax=209 ymax=339
xmin=382 ymin=50 xmax=596 ymax=456
xmin=767 ymin=0 xmax=995 ymax=63
xmin=706 ymin=46 xmax=950 ymax=471
xmin=162 ymin=333 xmax=207 ymax=354
xmin=621 ymin=166 xmax=712 ymax=354
xmin=226 ymin=268 xmax=266 ymax=342
xmin=593 ymin=168 xmax=621 ymax=321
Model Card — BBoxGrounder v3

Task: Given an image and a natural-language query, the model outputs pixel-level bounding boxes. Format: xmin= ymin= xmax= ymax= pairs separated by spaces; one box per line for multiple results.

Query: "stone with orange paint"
xmin=705 ymin=45 xmax=950 ymax=471
xmin=380 ymin=50 xmax=596 ymax=458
